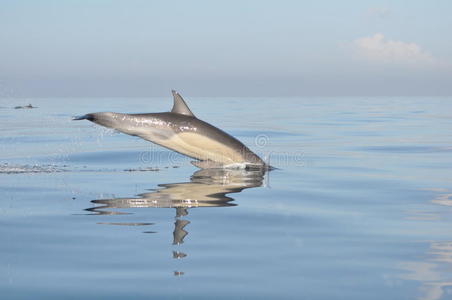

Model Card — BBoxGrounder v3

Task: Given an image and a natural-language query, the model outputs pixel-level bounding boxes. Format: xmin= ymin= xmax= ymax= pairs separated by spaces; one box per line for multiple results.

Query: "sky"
xmin=1 ymin=0 xmax=452 ymax=97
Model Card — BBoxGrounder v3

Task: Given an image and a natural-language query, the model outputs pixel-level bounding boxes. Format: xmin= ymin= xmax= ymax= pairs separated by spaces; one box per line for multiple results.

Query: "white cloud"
xmin=352 ymin=33 xmax=439 ymax=67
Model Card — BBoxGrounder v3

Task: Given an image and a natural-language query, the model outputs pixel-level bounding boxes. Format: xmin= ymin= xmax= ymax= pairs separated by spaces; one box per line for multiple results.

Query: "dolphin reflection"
xmin=86 ymin=168 xmax=265 ymax=215
xmin=86 ymin=168 xmax=265 ymax=245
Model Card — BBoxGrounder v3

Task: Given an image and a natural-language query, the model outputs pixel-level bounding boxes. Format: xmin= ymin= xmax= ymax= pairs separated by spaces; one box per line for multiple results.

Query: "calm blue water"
xmin=1 ymin=97 xmax=452 ymax=299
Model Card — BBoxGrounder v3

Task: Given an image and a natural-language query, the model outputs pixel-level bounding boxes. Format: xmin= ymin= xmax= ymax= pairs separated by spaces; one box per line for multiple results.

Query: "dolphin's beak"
xmin=72 ymin=112 xmax=122 ymax=131
xmin=72 ymin=114 xmax=94 ymax=121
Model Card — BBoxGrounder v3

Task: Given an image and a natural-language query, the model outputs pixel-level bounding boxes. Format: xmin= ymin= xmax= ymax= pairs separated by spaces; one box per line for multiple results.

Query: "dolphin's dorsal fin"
xmin=171 ymin=90 xmax=195 ymax=117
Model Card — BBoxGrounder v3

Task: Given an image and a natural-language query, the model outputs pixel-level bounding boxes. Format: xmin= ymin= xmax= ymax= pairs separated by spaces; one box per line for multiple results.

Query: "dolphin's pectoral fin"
xmin=191 ymin=160 xmax=224 ymax=169
xmin=171 ymin=90 xmax=195 ymax=117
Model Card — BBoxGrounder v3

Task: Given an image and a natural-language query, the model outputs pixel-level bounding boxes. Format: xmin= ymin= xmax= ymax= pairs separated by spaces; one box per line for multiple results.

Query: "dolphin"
xmin=74 ymin=91 xmax=268 ymax=169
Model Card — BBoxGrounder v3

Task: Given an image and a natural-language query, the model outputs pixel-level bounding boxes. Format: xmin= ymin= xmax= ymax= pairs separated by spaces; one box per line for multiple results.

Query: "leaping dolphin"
xmin=74 ymin=91 xmax=268 ymax=169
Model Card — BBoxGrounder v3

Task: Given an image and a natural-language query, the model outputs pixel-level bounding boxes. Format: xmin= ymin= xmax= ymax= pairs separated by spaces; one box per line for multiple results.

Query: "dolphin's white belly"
xmin=159 ymin=132 xmax=245 ymax=164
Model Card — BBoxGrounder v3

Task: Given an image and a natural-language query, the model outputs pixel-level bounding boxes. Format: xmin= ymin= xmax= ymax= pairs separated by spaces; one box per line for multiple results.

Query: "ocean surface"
xmin=1 ymin=97 xmax=452 ymax=300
